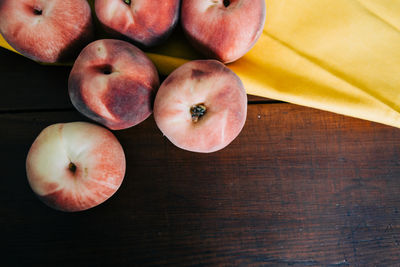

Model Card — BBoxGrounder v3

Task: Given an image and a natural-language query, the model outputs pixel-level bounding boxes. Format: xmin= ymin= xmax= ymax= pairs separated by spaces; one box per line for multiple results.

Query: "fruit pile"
xmin=0 ymin=0 xmax=266 ymax=211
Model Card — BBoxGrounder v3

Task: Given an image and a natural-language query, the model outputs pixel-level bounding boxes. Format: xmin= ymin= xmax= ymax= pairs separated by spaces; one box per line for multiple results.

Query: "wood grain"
xmin=1 ymin=104 xmax=400 ymax=266
xmin=0 ymin=48 xmax=73 ymax=111
xmin=0 ymin=47 xmax=273 ymax=112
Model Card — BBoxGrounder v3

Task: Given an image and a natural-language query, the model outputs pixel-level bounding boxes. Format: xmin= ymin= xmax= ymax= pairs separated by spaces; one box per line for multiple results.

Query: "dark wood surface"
xmin=1 ymin=47 xmax=400 ymax=266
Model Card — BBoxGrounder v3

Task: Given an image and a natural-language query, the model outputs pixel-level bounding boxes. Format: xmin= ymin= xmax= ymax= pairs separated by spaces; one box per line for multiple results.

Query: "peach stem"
xmin=190 ymin=104 xmax=207 ymax=123
xmin=68 ymin=162 xmax=77 ymax=173
xmin=33 ymin=8 xmax=42 ymax=15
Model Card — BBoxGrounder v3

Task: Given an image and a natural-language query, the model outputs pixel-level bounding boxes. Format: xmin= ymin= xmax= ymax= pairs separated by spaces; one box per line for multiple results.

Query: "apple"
xmin=68 ymin=39 xmax=159 ymax=130
xmin=26 ymin=122 xmax=126 ymax=212
xmin=181 ymin=0 xmax=266 ymax=63
xmin=95 ymin=0 xmax=180 ymax=47
xmin=153 ymin=59 xmax=247 ymax=153
xmin=0 ymin=0 xmax=94 ymax=63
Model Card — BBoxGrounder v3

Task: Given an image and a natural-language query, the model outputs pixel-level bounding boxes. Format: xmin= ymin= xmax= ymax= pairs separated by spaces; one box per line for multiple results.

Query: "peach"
xmin=68 ymin=39 xmax=159 ymax=130
xmin=153 ymin=60 xmax=247 ymax=153
xmin=181 ymin=0 xmax=266 ymax=63
xmin=0 ymin=0 xmax=93 ymax=63
xmin=26 ymin=122 xmax=126 ymax=212
xmin=95 ymin=0 xmax=180 ymax=47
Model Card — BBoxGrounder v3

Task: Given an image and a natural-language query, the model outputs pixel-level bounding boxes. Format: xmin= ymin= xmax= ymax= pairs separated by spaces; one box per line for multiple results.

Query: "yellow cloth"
xmin=1 ymin=0 xmax=400 ymax=128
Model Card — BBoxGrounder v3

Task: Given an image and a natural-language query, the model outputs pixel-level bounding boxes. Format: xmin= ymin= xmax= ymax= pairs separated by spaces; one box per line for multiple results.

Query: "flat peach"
xmin=69 ymin=39 xmax=159 ymax=130
xmin=154 ymin=60 xmax=247 ymax=153
xmin=26 ymin=122 xmax=126 ymax=212
xmin=0 ymin=0 xmax=93 ymax=62
xmin=181 ymin=0 xmax=266 ymax=63
xmin=95 ymin=0 xmax=180 ymax=47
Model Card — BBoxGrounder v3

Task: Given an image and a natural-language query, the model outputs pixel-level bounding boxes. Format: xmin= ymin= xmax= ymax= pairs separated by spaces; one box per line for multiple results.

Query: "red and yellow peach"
xmin=181 ymin=0 xmax=266 ymax=63
xmin=95 ymin=0 xmax=181 ymax=47
xmin=68 ymin=39 xmax=159 ymax=130
xmin=0 ymin=0 xmax=93 ymax=63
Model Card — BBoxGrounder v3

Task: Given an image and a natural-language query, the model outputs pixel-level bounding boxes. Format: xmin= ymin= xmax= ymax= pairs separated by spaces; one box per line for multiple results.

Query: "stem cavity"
xmin=95 ymin=64 xmax=113 ymax=75
xmin=33 ymin=8 xmax=42 ymax=15
xmin=223 ymin=0 xmax=231 ymax=7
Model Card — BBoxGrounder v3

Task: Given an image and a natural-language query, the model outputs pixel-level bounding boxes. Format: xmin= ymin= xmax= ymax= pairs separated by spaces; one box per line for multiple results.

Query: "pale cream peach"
xmin=26 ymin=122 xmax=126 ymax=212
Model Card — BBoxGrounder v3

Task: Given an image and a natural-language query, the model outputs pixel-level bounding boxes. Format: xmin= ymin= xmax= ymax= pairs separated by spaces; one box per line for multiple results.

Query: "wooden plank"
xmin=247 ymin=94 xmax=278 ymax=104
xmin=1 ymin=103 xmax=400 ymax=266
xmin=0 ymin=48 xmax=73 ymax=111
xmin=0 ymin=48 xmax=275 ymax=112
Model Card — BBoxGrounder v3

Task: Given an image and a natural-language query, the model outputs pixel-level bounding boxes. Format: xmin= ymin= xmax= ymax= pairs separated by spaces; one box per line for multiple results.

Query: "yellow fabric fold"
xmin=1 ymin=0 xmax=400 ymax=128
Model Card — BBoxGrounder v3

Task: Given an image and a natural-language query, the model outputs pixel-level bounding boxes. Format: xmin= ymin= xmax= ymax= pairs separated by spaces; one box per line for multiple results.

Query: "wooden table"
xmin=1 ymin=48 xmax=400 ymax=266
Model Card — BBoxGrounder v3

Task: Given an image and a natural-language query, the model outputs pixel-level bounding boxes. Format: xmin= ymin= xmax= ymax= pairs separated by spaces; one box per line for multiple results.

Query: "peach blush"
xmin=26 ymin=122 xmax=126 ymax=212
xmin=153 ymin=60 xmax=247 ymax=153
